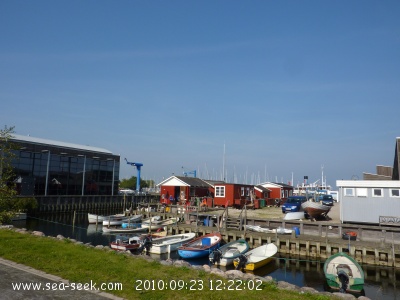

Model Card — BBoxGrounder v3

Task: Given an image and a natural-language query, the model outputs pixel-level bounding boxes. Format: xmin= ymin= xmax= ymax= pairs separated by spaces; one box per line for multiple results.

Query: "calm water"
xmin=12 ymin=212 xmax=400 ymax=300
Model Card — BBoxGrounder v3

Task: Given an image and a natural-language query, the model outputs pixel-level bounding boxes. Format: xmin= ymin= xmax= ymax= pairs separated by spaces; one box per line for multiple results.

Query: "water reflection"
xmin=12 ymin=213 xmax=400 ymax=300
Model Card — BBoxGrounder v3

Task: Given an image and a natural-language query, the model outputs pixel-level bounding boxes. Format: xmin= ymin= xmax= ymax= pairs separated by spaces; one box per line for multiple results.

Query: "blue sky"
xmin=1 ymin=1 xmax=399 ymax=188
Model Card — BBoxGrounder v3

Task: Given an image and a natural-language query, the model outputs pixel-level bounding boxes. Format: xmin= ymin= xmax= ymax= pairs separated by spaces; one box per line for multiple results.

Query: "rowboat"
xmin=301 ymin=201 xmax=331 ymax=219
xmin=109 ymin=236 xmax=143 ymax=252
xmin=141 ymin=218 xmax=178 ymax=230
xmin=88 ymin=213 xmax=125 ymax=224
xmin=102 ymin=214 xmax=142 ymax=226
xmin=102 ymin=224 xmax=147 ymax=233
xmin=324 ymin=252 xmax=365 ymax=294
xmin=148 ymin=233 xmax=196 ymax=254
xmin=209 ymin=239 xmax=250 ymax=266
xmin=178 ymin=232 xmax=222 ymax=259
xmin=233 ymin=243 xmax=277 ymax=271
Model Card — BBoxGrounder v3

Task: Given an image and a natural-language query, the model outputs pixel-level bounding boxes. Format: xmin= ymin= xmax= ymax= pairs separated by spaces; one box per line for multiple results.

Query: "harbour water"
xmin=11 ymin=212 xmax=400 ymax=300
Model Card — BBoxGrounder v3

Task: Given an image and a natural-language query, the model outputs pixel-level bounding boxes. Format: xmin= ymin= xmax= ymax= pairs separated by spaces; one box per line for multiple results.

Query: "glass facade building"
xmin=6 ymin=134 xmax=120 ymax=196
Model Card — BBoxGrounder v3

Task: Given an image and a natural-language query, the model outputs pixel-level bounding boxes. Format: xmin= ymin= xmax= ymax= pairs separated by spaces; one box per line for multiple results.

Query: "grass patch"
xmin=0 ymin=229 xmax=335 ymax=300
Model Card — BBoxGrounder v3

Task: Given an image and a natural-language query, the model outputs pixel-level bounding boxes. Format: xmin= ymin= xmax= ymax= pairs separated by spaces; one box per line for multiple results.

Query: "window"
xmin=356 ymin=188 xmax=368 ymax=197
xmin=344 ymin=188 xmax=354 ymax=196
xmin=372 ymin=188 xmax=383 ymax=197
xmin=390 ymin=189 xmax=400 ymax=197
xmin=215 ymin=186 xmax=225 ymax=197
xmin=241 ymin=187 xmax=244 ymax=196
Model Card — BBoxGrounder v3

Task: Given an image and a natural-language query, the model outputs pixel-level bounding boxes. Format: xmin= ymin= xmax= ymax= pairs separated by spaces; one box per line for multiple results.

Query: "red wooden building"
xmin=259 ymin=182 xmax=293 ymax=205
xmin=157 ymin=176 xmax=212 ymax=205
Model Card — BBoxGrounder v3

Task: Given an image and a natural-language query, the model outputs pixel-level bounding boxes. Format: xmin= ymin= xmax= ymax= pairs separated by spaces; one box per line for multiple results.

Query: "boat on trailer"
xmin=301 ymin=201 xmax=331 ymax=219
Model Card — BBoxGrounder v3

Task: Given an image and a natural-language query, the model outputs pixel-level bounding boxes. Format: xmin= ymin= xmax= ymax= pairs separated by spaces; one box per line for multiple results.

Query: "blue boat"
xmin=178 ymin=232 xmax=222 ymax=259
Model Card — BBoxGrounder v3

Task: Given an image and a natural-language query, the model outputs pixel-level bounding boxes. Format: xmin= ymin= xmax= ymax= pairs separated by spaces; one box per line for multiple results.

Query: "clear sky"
xmin=1 ymin=1 xmax=399 ymax=188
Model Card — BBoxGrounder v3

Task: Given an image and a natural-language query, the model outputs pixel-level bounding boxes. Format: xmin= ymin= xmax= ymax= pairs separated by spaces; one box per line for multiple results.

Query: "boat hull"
xmin=233 ymin=243 xmax=277 ymax=271
xmin=178 ymin=233 xmax=222 ymax=259
xmin=301 ymin=201 xmax=331 ymax=219
xmin=178 ymin=244 xmax=220 ymax=259
xmin=149 ymin=233 xmax=196 ymax=254
xmin=242 ymin=256 xmax=274 ymax=271
xmin=102 ymin=215 xmax=142 ymax=226
xmin=209 ymin=239 xmax=250 ymax=266
xmin=88 ymin=213 xmax=125 ymax=224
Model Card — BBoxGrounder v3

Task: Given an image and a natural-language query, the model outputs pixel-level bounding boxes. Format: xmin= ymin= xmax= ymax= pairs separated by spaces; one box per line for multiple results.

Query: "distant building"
xmin=3 ymin=134 xmax=120 ymax=196
xmin=363 ymin=137 xmax=400 ymax=180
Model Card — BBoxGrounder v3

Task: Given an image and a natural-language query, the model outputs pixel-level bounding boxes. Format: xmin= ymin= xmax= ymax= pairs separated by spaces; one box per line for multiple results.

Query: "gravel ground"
xmin=210 ymin=201 xmax=340 ymax=223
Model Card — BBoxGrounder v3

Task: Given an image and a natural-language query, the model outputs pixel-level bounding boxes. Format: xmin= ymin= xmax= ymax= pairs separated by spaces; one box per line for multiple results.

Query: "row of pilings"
xmin=24 ymin=194 xmax=159 ymax=215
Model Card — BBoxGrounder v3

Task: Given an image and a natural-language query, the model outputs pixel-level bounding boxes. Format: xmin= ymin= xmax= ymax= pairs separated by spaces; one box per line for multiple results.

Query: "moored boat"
xmin=109 ymin=236 xmax=143 ymax=252
xmin=209 ymin=239 xmax=250 ymax=266
xmin=88 ymin=212 xmax=125 ymax=224
xmin=233 ymin=243 xmax=277 ymax=271
xmin=102 ymin=214 xmax=142 ymax=226
xmin=178 ymin=232 xmax=222 ymax=259
xmin=141 ymin=218 xmax=178 ymax=230
xmin=148 ymin=232 xmax=196 ymax=254
xmin=324 ymin=252 xmax=365 ymax=294
xmin=301 ymin=201 xmax=331 ymax=219
xmin=103 ymin=225 xmax=147 ymax=233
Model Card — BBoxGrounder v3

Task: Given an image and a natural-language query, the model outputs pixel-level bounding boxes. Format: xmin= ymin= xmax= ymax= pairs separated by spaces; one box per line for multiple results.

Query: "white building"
xmin=336 ymin=180 xmax=400 ymax=224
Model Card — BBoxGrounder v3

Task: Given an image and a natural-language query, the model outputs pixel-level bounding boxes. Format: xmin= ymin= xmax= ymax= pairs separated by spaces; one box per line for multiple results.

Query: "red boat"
xmin=110 ymin=236 xmax=143 ymax=252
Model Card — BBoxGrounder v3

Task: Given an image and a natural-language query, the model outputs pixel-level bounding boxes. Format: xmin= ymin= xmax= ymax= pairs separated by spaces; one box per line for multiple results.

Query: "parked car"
xmin=281 ymin=196 xmax=307 ymax=213
xmin=321 ymin=195 xmax=334 ymax=206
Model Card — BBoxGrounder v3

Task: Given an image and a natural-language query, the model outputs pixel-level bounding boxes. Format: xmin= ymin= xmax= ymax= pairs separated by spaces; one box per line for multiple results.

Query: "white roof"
xmin=336 ymin=180 xmax=400 ymax=188
xmin=11 ymin=134 xmax=113 ymax=154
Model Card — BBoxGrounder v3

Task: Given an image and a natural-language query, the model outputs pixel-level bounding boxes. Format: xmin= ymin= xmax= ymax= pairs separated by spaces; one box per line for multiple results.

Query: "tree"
xmin=119 ymin=176 xmax=153 ymax=190
xmin=0 ymin=126 xmax=37 ymax=223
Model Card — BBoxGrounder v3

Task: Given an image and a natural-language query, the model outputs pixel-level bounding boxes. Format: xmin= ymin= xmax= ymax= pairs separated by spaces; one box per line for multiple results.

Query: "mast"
xmin=222 ymin=142 xmax=226 ymax=181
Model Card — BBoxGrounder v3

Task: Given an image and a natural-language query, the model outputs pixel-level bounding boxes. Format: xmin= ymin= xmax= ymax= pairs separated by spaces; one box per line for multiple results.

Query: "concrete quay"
xmin=139 ymin=202 xmax=400 ymax=268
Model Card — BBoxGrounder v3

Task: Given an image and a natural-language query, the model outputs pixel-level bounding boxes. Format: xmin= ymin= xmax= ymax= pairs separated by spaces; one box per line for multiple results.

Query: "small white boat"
xmin=141 ymin=216 xmax=162 ymax=224
xmin=102 ymin=214 xmax=142 ymax=226
xmin=88 ymin=213 xmax=125 ymax=224
xmin=276 ymin=227 xmax=293 ymax=234
xmin=283 ymin=211 xmax=305 ymax=221
xmin=141 ymin=218 xmax=178 ymax=230
xmin=233 ymin=243 xmax=277 ymax=271
xmin=149 ymin=233 xmax=196 ymax=254
xmin=244 ymin=225 xmax=276 ymax=233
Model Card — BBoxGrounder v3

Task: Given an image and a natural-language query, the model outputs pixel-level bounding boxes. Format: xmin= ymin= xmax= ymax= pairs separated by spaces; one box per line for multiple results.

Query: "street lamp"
xmin=78 ymin=154 xmax=86 ymax=196
xmin=42 ymin=150 xmax=50 ymax=196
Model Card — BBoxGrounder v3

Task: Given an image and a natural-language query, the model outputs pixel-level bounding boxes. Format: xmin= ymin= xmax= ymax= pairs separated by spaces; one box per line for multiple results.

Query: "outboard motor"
xmin=211 ymin=249 xmax=222 ymax=264
xmin=235 ymin=254 xmax=248 ymax=270
xmin=337 ymin=270 xmax=349 ymax=293
xmin=137 ymin=235 xmax=152 ymax=255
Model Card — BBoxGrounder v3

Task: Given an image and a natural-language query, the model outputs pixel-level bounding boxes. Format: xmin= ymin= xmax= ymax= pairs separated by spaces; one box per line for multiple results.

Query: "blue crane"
xmin=125 ymin=158 xmax=143 ymax=191
xmin=182 ymin=166 xmax=196 ymax=178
